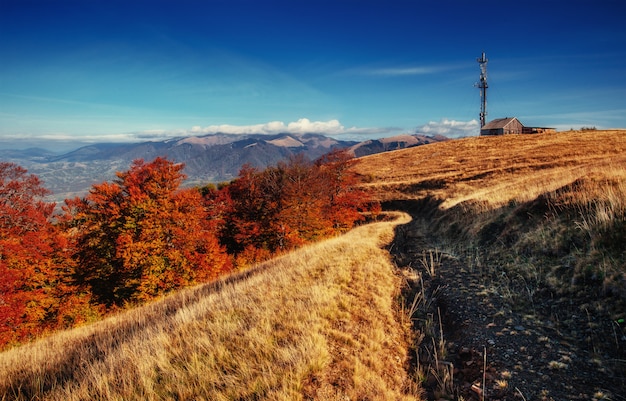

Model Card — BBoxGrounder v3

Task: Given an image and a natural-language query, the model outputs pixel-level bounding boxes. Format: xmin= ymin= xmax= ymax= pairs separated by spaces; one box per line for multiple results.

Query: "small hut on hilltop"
xmin=480 ymin=117 xmax=523 ymax=135
xmin=480 ymin=117 xmax=555 ymax=136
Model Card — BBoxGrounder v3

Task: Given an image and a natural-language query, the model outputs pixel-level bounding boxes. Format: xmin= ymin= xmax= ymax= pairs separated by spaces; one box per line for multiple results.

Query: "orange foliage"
xmin=214 ymin=150 xmax=377 ymax=264
xmin=1 ymin=151 xmax=376 ymax=347
xmin=65 ymin=157 xmax=231 ymax=307
xmin=0 ymin=163 xmax=92 ymax=349
xmin=316 ymin=149 xmax=372 ymax=230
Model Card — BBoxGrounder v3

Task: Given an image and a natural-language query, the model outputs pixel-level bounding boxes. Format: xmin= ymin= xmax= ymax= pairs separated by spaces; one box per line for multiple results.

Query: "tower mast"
xmin=477 ymin=52 xmax=488 ymax=128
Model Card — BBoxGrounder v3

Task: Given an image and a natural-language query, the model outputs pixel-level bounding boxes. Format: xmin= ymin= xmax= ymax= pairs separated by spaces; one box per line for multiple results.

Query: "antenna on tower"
xmin=476 ymin=52 xmax=488 ymax=128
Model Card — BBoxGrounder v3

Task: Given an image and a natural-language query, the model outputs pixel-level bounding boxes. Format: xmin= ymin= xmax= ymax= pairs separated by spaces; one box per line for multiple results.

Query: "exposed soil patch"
xmin=391 ymin=217 xmax=626 ymax=401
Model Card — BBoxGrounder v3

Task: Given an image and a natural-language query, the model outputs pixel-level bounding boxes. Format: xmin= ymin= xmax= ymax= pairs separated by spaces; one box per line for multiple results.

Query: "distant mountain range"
xmin=0 ymin=132 xmax=447 ymax=202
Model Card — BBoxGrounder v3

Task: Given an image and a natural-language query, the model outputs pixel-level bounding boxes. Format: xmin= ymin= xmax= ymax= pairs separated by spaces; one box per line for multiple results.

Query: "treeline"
xmin=0 ymin=151 xmax=377 ymax=349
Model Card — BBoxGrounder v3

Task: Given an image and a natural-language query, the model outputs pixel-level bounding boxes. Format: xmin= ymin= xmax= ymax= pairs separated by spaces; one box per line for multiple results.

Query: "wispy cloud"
xmin=362 ymin=66 xmax=443 ymax=76
xmin=0 ymin=118 xmax=404 ymax=150
xmin=0 ymin=93 xmax=122 ymax=109
xmin=113 ymin=119 xmax=401 ymax=142
xmin=177 ymin=118 xmax=397 ymax=139
xmin=416 ymin=119 xmax=479 ymax=138
xmin=188 ymin=118 xmax=344 ymax=136
xmin=348 ymin=62 xmax=466 ymax=77
xmin=520 ymin=108 xmax=626 ymax=130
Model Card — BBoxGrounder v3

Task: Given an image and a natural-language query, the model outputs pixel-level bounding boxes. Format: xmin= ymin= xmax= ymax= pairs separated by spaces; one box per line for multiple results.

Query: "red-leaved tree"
xmin=64 ymin=157 xmax=231 ymax=307
xmin=315 ymin=149 xmax=376 ymax=230
xmin=214 ymin=151 xmax=377 ymax=266
xmin=0 ymin=163 xmax=92 ymax=349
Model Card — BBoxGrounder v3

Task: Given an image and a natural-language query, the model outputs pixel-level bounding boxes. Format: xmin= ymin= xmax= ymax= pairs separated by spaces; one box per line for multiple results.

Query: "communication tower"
xmin=476 ymin=52 xmax=488 ymax=127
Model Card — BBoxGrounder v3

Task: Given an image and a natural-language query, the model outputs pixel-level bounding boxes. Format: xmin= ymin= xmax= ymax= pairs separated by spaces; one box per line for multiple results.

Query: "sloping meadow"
xmin=355 ymin=129 xmax=626 ymax=355
xmin=0 ymin=213 xmax=420 ymax=400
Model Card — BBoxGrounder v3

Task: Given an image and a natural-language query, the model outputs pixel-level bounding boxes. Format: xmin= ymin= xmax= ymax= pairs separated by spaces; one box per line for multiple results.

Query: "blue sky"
xmin=1 ymin=0 xmax=625 ymax=150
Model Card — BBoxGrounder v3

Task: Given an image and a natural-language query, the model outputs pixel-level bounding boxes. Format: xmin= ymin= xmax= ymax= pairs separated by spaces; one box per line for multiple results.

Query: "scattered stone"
xmin=471 ymin=383 xmax=483 ymax=396
xmin=390 ymin=217 xmax=625 ymax=401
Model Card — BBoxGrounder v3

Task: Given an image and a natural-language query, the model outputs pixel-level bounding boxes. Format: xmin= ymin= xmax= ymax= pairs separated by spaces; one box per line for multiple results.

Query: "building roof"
xmin=481 ymin=117 xmax=521 ymax=130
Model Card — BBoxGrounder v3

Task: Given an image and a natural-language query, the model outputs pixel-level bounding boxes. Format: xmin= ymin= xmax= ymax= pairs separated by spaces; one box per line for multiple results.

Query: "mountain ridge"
xmin=1 ymin=132 xmax=446 ymax=201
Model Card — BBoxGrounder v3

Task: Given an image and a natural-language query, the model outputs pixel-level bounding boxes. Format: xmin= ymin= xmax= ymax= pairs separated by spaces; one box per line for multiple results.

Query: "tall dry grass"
xmin=0 ymin=213 xmax=421 ymax=400
xmin=356 ymin=130 xmax=626 ymax=208
xmin=355 ymin=129 xmax=626 ymax=311
xmin=533 ymin=166 xmax=626 ymax=297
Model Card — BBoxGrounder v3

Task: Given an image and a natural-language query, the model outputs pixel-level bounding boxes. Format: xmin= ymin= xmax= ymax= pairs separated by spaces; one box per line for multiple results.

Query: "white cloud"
xmin=0 ymin=118 xmax=406 ymax=151
xmin=191 ymin=121 xmax=286 ymax=135
xmin=364 ymin=67 xmax=442 ymax=76
xmin=128 ymin=118 xmax=480 ymax=143
xmin=286 ymin=118 xmax=343 ymax=134
xmin=187 ymin=118 xmax=385 ymax=137
xmin=348 ymin=62 xmax=465 ymax=77
xmin=416 ymin=119 xmax=479 ymax=138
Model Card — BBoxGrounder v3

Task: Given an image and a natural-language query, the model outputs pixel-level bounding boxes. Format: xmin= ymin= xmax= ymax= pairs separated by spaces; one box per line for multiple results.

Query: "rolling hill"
xmin=353 ymin=129 xmax=626 ymax=399
xmin=0 ymin=213 xmax=419 ymax=400
xmin=2 ymin=129 xmax=624 ymax=400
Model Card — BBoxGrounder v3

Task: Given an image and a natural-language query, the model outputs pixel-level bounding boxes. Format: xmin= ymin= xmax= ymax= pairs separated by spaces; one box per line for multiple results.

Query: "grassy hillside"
xmin=356 ymin=129 xmax=626 ymax=207
xmin=0 ymin=213 xmax=420 ymax=400
xmin=355 ymin=130 xmax=626 ymax=303
xmin=354 ymin=130 xmax=626 ymax=396
xmin=3 ymin=129 xmax=624 ymax=400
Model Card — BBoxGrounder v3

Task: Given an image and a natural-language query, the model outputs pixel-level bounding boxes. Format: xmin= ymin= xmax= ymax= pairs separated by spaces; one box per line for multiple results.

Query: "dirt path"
xmin=390 ymin=218 xmax=625 ymax=401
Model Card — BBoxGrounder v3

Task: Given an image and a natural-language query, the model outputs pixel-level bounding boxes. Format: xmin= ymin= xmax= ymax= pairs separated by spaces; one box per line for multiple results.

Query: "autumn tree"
xmin=315 ymin=149 xmax=375 ymax=231
xmin=214 ymin=150 xmax=377 ymax=265
xmin=0 ymin=163 xmax=91 ymax=349
xmin=214 ymin=164 xmax=278 ymax=265
xmin=272 ymin=155 xmax=332 ymax=244
xmin=65 ymin=157 xmax=231 ymax=307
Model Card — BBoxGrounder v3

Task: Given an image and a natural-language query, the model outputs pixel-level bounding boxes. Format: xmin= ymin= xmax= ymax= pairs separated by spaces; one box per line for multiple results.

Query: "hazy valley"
xmin=1 ymin=132 xmax=445 ymax=202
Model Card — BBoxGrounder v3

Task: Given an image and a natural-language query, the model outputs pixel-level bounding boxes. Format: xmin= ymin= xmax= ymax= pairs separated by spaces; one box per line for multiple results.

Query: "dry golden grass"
xmin=355 ymin=129 xmax=626 ymax=312
xmin=355 ymin=130 xmax=626 ymax=209
xmin=355 ymin=130 xmax=626 ymax=397
xmin=0 ymin=212 xmax=421 ymax=401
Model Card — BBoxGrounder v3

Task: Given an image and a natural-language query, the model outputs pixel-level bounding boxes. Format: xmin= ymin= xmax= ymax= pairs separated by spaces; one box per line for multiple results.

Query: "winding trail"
xmin=390 ymin=212 xmax=626 ymax=401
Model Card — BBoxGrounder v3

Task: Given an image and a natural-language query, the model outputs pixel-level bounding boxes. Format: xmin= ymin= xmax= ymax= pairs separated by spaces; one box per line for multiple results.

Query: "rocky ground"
xmin=390 ymin=219 xmax=626 ymax=401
